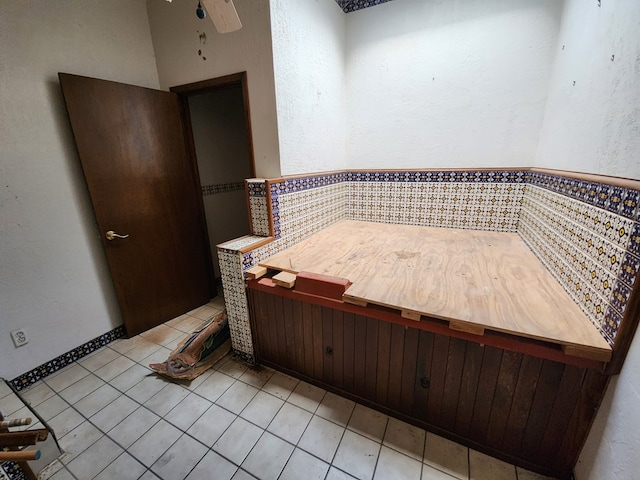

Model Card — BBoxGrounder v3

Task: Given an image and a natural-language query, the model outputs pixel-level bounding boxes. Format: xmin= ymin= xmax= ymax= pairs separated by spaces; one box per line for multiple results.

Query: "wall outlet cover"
xmin=11 ymin=329 xmax=29 ymax=347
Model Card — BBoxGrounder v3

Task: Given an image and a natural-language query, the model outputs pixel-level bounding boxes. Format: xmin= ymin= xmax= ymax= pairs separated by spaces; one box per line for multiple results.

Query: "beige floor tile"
xmin=33 ymin=394 xmax=68 ymax=421
xmin=193 ymin=370 xmax=235 ymax=402
xmin=141 ymin=345 xmax=174 ymax=366
xmin=298 ymin=415 xmax=345 ymax=463
xmin=66 ymin=435 xmax=123 ymax=479
xmin=126 ymin=374 xmax=170 ymax=404
xmin=383 ymin=417 xmax=426 ymax=461
xmin=186 ymin=450 xmax=238 ymax=480
xmin=74 ymin=384 xmax=121 ymax=418
xmin=164 ymin=392 xmax=212 ymax=430
xmin=20 ymin=381 xmax=56 ymax=407
xmin=93 ymin=355 xmax=136 ymax=382
xmin=238 ymin=366 xmax=274 ymax=389
xmin=316 ymin=391 xmax=356 ymax=427
xmin=45 ymin=364 xmax=90 ymax=392
xmin=93 ymin=452 xmax=147 ymax=480
xmin=287 ymin=381 xmax=326 ymax=413
xmin=347 ymin=404 xmax=389 ymax=443
xmin=279 ymin=448 xmax=330 ymax=480
xmin=78 ymin=347 xmax=121 ymax=372
xmin=216 ymin=380 xmax=259 ymax=414
xmin=189 ymin=305 xmax=219 ymax=320
xmin=373 ymin=445 xmax=422 ymax=480
xmin=217 ymin=356 xmax=249 ymax=379
xmin=123 ymin=338 xmax=163 ymax=363
xmin=261 ymin=371 xmax=299 ymax=400
xmin=144 ymin=382 xmax=190 ymax=417
xmin=109 ymin=335 xmax=152 ymax=355
xmin=422 ymin=463 xmax=461 ymax=479
xmin=173 ymin=314 xmax=208 ymax=333
xmin=267 ymin=402 xmax=313 ymax=444
xmin=515 ymin=467 xmax=556 ymax=480
xmin=326 ymin=467 xmax=358 ymax=480
xmin=333 ymin=430 xmax=381 ymax=480
xmin=186 ymin=403 xmax=236 ymax=447
xmin=58 ymin=374 xmax=105 ymax=404
xmin=110 ymin=364 xmax=154 ymax=392
xmin=49 ymin=468 xmax=76 ymax=480
xmin=0 ymin=391 xmax=26 ymax=416
xmin=231 ymin=470 xmax=257 ymax=480
xmin=89 ymin=394 xmax=138 ymax=432
xmin=423 ymin=433 xmax=468 ymax=480
xmin=239 ymin=391 xmax=284 ymax=428
xmin=151 ymin=433 xmax=208 ymax=480
xmin=58 ymin=420 xmax=103 ymax=465
xmin=108 ymin=406 xmax=160 ymax=448
xmin=140 ymin=324 xmax=183 ymax=346
xmin=213 ymin=417 xmax=263 ymax=465
xmin=48 ymin=407 xmax=85 ymax=438
xmin=128 ymin=419 xmax=182 ymax=467
xmin=242 ymin=432 xmax=294 ymax=480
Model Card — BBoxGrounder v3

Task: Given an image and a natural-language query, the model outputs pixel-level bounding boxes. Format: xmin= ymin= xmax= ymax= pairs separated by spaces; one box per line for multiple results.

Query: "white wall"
xmin=345 ymin=0 xmax=563 ymax=169
xmin=146 ymin=0 xmax=281 ymax=179
xmin=547 ymin=1 xmax=640 ymax=478
xmin=0 ymin=0 xmax=160 ymax=380
xmin=535 ymin=0 xmax=640 ymax=180
xmin=270 ymin=0 xmax=347 ymax=175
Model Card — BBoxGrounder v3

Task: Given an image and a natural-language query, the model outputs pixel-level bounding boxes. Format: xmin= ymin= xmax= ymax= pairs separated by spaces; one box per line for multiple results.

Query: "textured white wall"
xmin=270 ymin=0 xmax=347 ymax=175
xmin=345 ymin=0 xmax=563 ymax=169
xmin=552 ymin=1 xmax=640 ymax=478
xmin=0 ymin=0 xmax=160 ymax=380
xmin=535 ymin=0 xmax=640 ymax=180
xmin=146 ymin=0 xmax=280 ymax=179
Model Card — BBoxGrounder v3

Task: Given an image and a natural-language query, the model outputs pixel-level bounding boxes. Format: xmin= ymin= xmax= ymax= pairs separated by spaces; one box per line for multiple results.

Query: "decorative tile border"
xmin=0 ymin=462 xmax=26 ymax=480
xmin=9 ymin=326 xmax=126 ymax=391
xmin=347 ymin=170 xmax=525 ymax=183
xmin=201 ymin=182 xmax=245 ymax=196
xmin=336 ymin=0 xmax=395 ymax=13
xmin=526 ymin=171 xmax=640 ymax=222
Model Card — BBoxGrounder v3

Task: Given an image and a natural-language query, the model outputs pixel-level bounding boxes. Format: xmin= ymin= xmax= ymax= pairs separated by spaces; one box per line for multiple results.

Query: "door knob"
xmin=105 ymin=230 xmax=129 ymax=241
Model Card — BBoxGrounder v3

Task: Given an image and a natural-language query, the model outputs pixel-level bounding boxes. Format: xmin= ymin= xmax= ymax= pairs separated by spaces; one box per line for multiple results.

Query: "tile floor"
xmin=2 ymin=299 xmax=555 ymax=480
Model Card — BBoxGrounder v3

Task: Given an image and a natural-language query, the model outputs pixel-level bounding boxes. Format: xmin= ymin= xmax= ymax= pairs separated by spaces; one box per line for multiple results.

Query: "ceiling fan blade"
xmin=201 ymin=0 xmax=242 ymax=33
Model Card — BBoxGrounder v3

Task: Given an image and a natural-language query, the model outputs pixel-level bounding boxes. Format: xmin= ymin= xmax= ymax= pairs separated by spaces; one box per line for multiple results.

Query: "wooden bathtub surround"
xmin=259 ymin=220 xmax=612 ymax=362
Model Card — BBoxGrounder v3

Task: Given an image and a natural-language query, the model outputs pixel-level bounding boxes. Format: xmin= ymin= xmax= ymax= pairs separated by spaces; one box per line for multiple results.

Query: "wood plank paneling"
xmin=353 ymin=315 xmax=368 ymax=397
xmin=342 ymin=312 xmax=355 ymax=392
xmin=520 ymin=360 xmax=565 ymax=459
xmin=248 ymin=287 xmax=610 ymax=480
xmin=502 ymin=356 xmax=543 ymax=455
xmin=365 ymin=317 xmax=379 ymax=400
xmin=376 ymin=321 xmax=392 ymax=405
xmin=454 ymin=342 xmax=484 ymax=437
xmin=413 ymin=331 xmax=435 ymax=421
xmin=312 ymin=305 xmax=324 ymax=379
xmin=469 ymin=346 xmax=503 ymax=441
xmin=332 ymin=309 xmax=345 ymax=389
xmin=323 ymin=308 xmax=334 ymax=384
xmin=440 ymin=337 xmax=467 ymax=431
xmin=400 ymin=327 xmax=420 ymax=416
xmin=486 ymin=351 xmax=523 ymax=447
xmin=388 ymin=324 xmax=406 ymax=411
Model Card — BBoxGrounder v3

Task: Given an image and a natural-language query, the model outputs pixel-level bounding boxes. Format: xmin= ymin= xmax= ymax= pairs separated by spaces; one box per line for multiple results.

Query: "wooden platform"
xmin=259 ymin=220 xmax=612 ymax=361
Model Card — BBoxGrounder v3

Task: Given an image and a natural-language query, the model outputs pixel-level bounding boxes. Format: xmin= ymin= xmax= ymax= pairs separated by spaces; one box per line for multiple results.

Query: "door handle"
xmin=105 ymin=230 xmax=129 ymax=241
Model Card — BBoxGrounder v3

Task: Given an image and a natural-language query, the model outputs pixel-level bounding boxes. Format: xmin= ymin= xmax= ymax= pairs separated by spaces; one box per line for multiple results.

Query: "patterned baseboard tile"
xmin=0 ymin=462 xmax=26 ymax=480
xmin=9 ymin=325 xmax=126 ymax=391
xmin=202 ymin=182 xmax=245 ymax=196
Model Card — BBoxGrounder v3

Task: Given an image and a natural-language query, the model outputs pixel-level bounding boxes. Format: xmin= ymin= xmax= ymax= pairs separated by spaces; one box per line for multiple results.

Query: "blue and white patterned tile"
xmin=618 ymin=251 xmax=640 ymax=289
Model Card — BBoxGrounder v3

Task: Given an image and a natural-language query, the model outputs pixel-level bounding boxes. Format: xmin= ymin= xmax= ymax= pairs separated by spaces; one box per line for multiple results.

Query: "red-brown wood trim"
xmin=248 ymin=279 xmax=606 ymax=371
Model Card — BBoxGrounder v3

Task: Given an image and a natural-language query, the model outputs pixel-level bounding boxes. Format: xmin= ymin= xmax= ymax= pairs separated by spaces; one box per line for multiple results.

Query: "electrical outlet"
xmin=10 ymin=329 xmax=29 ymax=348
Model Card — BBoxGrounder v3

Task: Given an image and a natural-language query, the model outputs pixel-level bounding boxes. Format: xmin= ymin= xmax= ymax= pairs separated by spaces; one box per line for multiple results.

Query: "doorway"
xmin=172 ymin=73 xmax=256 ymax=280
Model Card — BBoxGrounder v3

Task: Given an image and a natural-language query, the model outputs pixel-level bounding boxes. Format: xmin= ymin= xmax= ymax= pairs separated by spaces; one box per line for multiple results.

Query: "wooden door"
xmin=59 ymin=73 xmax=212 ymax=336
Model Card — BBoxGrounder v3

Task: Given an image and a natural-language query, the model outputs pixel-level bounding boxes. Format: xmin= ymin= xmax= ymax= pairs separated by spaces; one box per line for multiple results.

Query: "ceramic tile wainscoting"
xmin=1 ymin=299 xmax=552 ymax=480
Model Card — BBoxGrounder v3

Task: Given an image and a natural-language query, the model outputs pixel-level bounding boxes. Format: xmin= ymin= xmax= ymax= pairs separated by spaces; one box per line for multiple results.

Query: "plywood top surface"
xmin=259 ymin=220 xmax=611 ymax=357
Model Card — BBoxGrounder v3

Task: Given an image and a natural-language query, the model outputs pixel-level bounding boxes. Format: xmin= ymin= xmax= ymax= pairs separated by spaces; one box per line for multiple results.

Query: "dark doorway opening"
xmin=172 ymin=73 xmax=256 ymax=280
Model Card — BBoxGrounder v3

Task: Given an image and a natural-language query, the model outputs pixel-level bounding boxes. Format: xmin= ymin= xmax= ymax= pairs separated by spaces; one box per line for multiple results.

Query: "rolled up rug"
xmin=150 ymin=310 xmax=231 ymax=380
